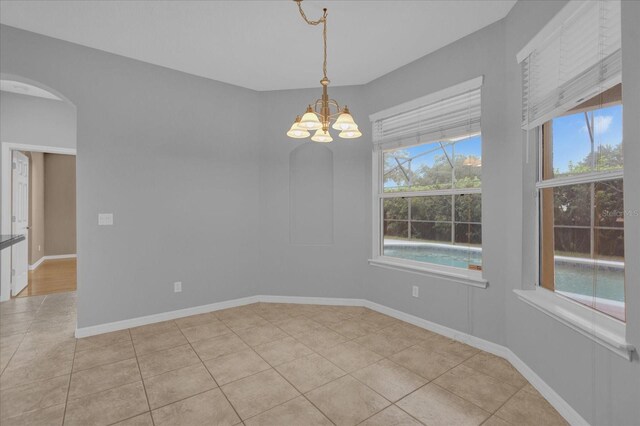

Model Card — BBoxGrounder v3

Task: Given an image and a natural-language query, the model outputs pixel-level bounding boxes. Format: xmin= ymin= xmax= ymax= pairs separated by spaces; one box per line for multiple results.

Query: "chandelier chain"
xmin=295 ymin=0 xmax=328 ymax=80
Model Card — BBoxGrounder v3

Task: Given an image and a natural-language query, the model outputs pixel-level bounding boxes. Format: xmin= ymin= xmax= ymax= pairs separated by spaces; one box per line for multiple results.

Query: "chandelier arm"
xmin=294 ymin=0 xmax=328 ymax=80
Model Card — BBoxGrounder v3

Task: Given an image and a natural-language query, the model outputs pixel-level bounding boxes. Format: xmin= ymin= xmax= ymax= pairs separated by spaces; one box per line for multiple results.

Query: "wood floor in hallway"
xmin=16 ymin=258 xmax=76 ymax=298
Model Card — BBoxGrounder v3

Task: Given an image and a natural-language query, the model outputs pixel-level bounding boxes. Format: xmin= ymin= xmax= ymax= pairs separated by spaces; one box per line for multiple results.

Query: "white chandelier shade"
xmin=332 ymin=108 xmax=357 ymax=131
xmin=338 ymin=126 xmax=362 ymax=139
xmin=299 ymin=107 xmax=323 ymax=130
xmin=287 ymin=116 xmax=311 ymax=138
xmin=311 ymin=129 xmax=333 ymax=143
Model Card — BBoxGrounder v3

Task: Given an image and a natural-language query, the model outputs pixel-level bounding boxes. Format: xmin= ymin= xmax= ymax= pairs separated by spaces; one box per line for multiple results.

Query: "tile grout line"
xmin=482 ymin=384 xmax=531 ymax=424
xmin=216 ymin=307 xmax=330 ymax=420
xmin=346 ymin=337 xmax=521 ymax=424
xmin=289 ymin=311 xmax=485 ymax=424
xmin=59 ymin=297 xmax=77 ymax=426
xmin=7 ymin=307 xmax=382 ymax=423
xmin=226 ymin=308 xmax=338 ymax=426
xmin=0 ymin=296 xmax=47 ymax=377
xmin=2 ymin=301 xmax=550 ymax=425
xmin=291 ymin=308 xmax=418 ymax=424
xmin=219 ymin=309 xmax=309 ymax=423
xmin=305 ymin=319 xmax=422 ymax=425
xmin=0 ymin=330 xmax=29 ymax=378
xmin=174 ymin=317 xmax=245 ymax=425
xmin=128 ymin=327 xmax=156 ymax=426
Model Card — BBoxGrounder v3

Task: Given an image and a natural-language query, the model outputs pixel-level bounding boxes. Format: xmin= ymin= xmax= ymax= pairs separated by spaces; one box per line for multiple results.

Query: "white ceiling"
xmin=0 ymin=1 xmax=516 ymax=91
xmin=0 ymin=80 xmax=62 ymax=100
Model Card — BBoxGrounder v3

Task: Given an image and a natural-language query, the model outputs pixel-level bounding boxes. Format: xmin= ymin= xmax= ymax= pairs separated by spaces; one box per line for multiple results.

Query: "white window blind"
xmin=370 ymin=77 xmax=482 ymax=149
xmin=518 ymin=0 xmax=621 ymax=130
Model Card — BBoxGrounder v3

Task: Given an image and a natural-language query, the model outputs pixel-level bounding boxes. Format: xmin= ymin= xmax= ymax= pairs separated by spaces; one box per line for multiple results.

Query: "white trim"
xmin=516 ymin=0 xmax=584 ymax=63
xmin=380 ymin=187 xmax=481 ymax=198
xmin=368 ymin=257 xmax=487 ymax=288
xmin=369 ymin=76 xmax=484 ymax=122
xmin=372 ymin=150 xmax=382 ymax=261
xmin=29 ymin=254 xmax=77 ymax=270
xmin=1 ymin=142 xmax=77 ymax=302
xmin=514 ymin=288 xmax=634 ymax=360
xmin=74 ymin=294 xmax=586 ymax=425
xmin=29 ymin=256 xmax=45 ymax=271
xmin=41 ymin=253 xmax=76 ymax=260
xmin=75 ymin=295 xmax=261 ymax=338
xmin=370 ymin=138 xmax=486 ymax=288
xmin=536 ymin=170 xmax=624 ymax=189
xmin=504 ymin=350 xmax=589 ymax=426
xmin=258 ymin=295 xmax=369 ymax=306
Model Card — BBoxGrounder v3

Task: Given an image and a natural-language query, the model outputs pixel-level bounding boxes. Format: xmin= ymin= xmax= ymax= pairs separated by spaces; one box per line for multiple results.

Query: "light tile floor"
xmin=0 ymin=292 xmax=568 ymax=426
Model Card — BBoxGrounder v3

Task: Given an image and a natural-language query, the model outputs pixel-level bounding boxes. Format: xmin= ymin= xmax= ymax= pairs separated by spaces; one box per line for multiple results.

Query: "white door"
xmin=11 ymin=151 xmax=29 ymax=296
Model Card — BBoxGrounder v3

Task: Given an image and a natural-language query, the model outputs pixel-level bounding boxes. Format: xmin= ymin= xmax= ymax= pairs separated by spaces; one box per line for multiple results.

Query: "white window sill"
xmin=514 ymin=288 xmax=635 ymax=361
xmin=368 ymin=257 xmax=488 ymax=288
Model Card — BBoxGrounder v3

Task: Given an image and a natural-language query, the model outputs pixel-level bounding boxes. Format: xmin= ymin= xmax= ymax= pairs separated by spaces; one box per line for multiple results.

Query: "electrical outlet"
xmin=174 ymin=282 xmax=182 ymax=293
xmin=38 ymin=245 xmax=41 ymax=251
xmin=412 ymin=285 xmax=419 ymax=298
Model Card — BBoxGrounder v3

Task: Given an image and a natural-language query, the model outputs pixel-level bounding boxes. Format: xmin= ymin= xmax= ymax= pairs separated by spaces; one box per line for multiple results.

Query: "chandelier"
xmin=286 ymin=0 xmax=362 ymax=142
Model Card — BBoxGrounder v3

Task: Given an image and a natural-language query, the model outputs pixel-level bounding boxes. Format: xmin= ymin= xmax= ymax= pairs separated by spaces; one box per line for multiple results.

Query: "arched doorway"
xmin=1 ymin=74 xmax=77 ymax=301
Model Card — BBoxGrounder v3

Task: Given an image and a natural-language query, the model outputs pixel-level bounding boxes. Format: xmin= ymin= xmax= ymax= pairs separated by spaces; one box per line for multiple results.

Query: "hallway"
xmin=16 ymin=258 xmax=76 ymax=298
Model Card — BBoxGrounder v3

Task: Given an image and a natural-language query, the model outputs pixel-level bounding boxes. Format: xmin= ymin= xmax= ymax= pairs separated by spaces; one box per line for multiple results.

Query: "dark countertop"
xmin=0 ymin=234 xmax=26 ymax=251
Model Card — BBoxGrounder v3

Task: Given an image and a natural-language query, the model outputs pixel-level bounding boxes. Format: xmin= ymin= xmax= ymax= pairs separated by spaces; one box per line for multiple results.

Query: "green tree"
xmin=383 ymin=147 xmax=482 ymax=245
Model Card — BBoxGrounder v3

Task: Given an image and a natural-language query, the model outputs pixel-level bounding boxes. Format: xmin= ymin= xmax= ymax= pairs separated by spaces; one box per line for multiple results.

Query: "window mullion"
xmin=380 ymin=188 xmax=481 ymax=198
xmin=536 ymin=169 xmax=624 ymax=189
xmin=451 ymin=193 xmax=455 ymax=245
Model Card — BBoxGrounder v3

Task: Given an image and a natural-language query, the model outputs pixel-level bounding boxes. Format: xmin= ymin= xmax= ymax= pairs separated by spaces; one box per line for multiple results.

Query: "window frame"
xmin=517 ymin=91 xmax=635 ymax=361
xmin=535 ymin=95 xmax=625 ymax=322
xmin=369 ymin=143 xmax=487 ymax=288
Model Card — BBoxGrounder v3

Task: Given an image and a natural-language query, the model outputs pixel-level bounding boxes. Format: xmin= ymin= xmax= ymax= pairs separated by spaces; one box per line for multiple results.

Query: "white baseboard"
xmin=29 ymin=257 xmax=46 ymax=271
xmin=29 ymin=254 xmax=77 ymax=270
xmin=74 ymin=295 xmax=259 ymax=338
xmin=359 ymin=299 xmax=588 ymax=426
xmin=504 ymin=349 xmax=588 ymax=426
xmin=75 ymin=294 xmax=587 ymax=425
xmin=258 ymin=294 xmax=369 ymax=306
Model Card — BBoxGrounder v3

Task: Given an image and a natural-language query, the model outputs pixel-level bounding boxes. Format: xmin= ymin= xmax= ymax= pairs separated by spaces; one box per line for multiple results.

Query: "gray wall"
xmin=257 ymin=2 xmax=639 ymax=424
xmin=1 ymin=0 xmax=639 ymax=422
xmin=0 ymin=24 xmax=263 ymax=326
xmin=361 ymin=18 xmax=508 ymax=346
xmin=356 ymin=1 xmax=639 ymax=425
xmin=0 ymin=91 xmax=76 ymax=150
xmin=505 ymin=2 xmax=640 ymax=425
xmin=258 ymin=86 xmax=369 ymax=301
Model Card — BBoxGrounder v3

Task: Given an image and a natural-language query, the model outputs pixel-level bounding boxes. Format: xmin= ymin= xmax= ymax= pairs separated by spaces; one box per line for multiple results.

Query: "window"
xmin=517 ymin=0 xmax=624 ymax=321
xmin=539 ymin=85 xmax=625 ymax=321
xmin=382 ymin=136 xmax=482 ymax=270
xmin=370 ymin=77 xmax=483 ymax=281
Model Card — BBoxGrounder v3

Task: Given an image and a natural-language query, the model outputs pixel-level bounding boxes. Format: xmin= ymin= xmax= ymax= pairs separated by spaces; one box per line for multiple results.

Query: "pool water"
xmin=383 ymin=244 xmax=625 ymax=303
xmin=554 ymin=263 xmax=624 ymax=302
xmin=384 ymin=245 xmax=481 ymax=269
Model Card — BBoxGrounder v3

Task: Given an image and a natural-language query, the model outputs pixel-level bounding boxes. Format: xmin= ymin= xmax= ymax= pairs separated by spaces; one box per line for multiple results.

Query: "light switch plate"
xmin=412 ymin=286 xmax=419 ymax=298
xmin=98 ymin=213 xmax=113 ymax=226
xmin=174 ymin=282 xmax=182 ymax=293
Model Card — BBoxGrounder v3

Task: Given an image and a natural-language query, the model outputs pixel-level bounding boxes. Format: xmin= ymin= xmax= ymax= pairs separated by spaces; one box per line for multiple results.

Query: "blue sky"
xmin=383 ymin=135 xmax=481 ymax=188
xmin=386 ymin=135 xmax=482 ymax=172
xmin=384 ymin=104 xmax=622 ymax=181
xmin=551 ymin=105 xmax=623 ymax=173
